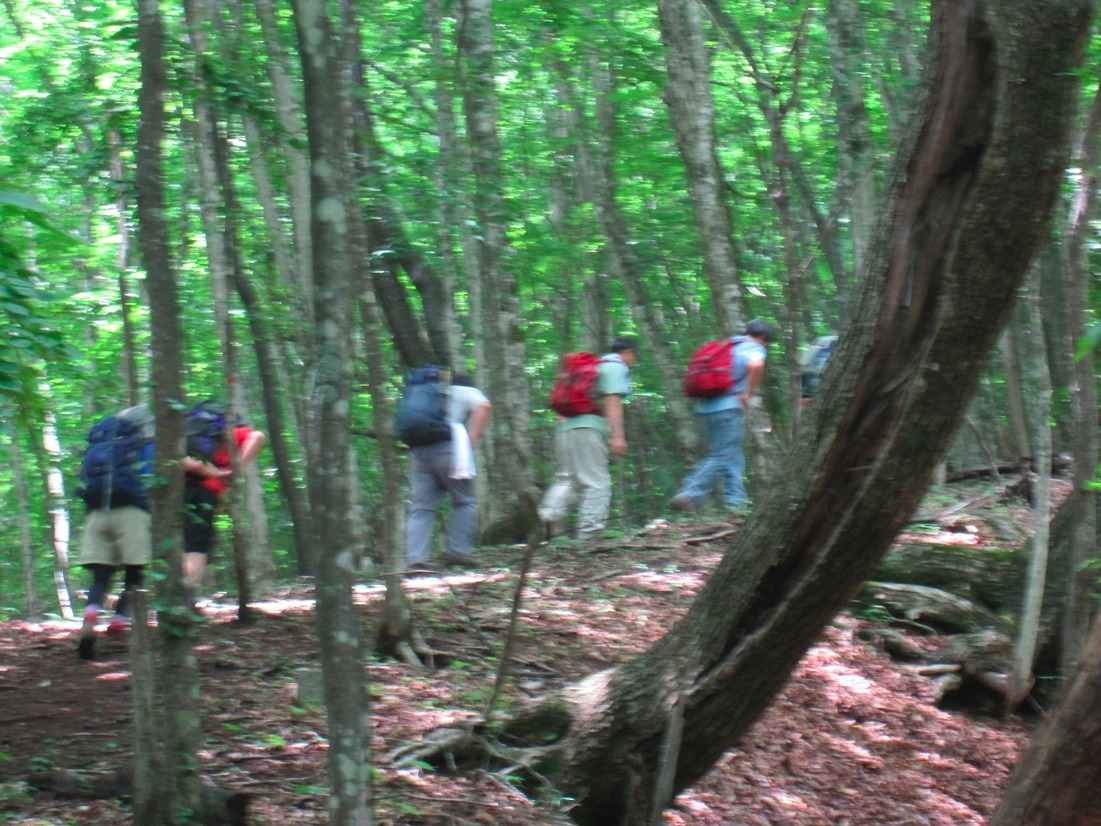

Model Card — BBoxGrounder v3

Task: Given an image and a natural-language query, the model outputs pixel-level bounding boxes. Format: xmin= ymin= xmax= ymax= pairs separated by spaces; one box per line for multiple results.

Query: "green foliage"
xmin=0 ymin=191 xmax=79 ymax=404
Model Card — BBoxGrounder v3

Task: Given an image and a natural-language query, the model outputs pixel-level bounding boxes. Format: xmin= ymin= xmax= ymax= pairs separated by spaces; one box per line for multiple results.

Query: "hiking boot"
xmin=672 ymin=495 xmax=698 ymax=513
xmin=443 ymin=553 xmax=478 ymax=570
xmin=406 ymin=561 xmax=438 ymax=577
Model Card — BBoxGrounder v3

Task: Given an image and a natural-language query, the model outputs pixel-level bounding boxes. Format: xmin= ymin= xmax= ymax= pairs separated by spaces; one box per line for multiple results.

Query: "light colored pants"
xmin=676 ymin=407 xmax=747 ymax=508
xmin=406 ymin=440 xmax=478 ymax=565
xmin=556 ymin=426 xmax=610 ymax=540
xmin=78 ymin=506 xmax=152 ymax=567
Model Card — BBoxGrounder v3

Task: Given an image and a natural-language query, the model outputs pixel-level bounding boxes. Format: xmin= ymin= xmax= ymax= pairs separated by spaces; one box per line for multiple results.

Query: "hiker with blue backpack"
xmin=540 ymin=335 xmax=637 ymax=544
xmin=397 ymin=369 xmax=491 ymax=574
xmin=673 ymin=318 xmax=777 ymax=515
xmin=180 ymin=400 xmax=265 ymax=605
xmin=74 ymin=404 xmax=155 ymax=659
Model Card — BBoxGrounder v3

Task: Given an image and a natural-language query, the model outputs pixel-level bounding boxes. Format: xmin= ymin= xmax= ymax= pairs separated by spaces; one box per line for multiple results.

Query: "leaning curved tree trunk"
xmin=490 ymin=3 xmax=1091 ymax=824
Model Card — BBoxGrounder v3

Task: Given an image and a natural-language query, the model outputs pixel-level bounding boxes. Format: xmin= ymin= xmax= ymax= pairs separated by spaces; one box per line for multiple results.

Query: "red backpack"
xmin=682 ymin=336 xmax=745 ymax=398
xmin=550 ymin=352 xmax=604 ymax=416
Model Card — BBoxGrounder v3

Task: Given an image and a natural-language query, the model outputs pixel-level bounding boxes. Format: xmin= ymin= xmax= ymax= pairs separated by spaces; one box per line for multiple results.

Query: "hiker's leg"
xmin=114 ymin=564 xmax=145 ymax=619
xmin=720 ymin=410 xmax=748 ymax=506
xmin=85 ymin=563 xmax=115 ymax=614
xmin=183 ymin=482 xmax=218 ymax=590
xmin=676 ymin=410 xmax=728 ymax=505
xmin=567 ymin=428 xmax=610 ymax=540
xmin=406 ymin=445 xmax=446 ymax=566
xmin=444 ymin=476 xmax=478 ymax=557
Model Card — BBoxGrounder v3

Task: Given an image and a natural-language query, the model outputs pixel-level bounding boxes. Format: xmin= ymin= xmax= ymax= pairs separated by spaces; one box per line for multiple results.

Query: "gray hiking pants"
xmin=556 ymin=426 xmax=611 ymax=540
xmin=406 ymin=440 xmax=478 ymax=565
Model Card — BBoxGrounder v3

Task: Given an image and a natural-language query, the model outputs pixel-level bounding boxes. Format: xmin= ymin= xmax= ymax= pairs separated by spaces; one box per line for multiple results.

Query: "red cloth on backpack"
xmin=550 ymin=352 xmax=604 ymax=417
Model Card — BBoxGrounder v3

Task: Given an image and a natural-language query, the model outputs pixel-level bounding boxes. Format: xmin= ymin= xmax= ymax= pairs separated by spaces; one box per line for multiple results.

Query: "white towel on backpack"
xmin=449 ymin=423 xmax=476 ymax=479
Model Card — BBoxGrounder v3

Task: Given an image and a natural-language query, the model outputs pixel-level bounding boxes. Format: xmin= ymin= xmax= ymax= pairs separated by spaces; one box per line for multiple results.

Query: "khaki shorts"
xmin=78 ymin=507 xmax=152 ymax=567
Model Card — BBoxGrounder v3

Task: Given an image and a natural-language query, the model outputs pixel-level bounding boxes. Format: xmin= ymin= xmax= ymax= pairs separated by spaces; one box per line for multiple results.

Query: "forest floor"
xmin=0 ymin=482 xmax=1041 ymax=825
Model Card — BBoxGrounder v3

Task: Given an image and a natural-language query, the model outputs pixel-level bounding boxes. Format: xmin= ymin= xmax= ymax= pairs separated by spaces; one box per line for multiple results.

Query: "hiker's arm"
xmin=605 ymin=394 xmax=627 ymax=456
xmin=467 ymin=402 xmax=491 ymax=447
xmin=738 ymin=359 xmax=766 ymax=408
xmin=181 ymin=456 xmax=231 ymax=479
xmin=236 ymin=429 xmax=266 ymax=467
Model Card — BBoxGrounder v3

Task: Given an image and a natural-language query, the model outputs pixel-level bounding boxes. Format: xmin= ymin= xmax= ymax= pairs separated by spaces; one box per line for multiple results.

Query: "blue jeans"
xmin=676 ymin=407 xmax=747 ymax=508
xmin=406 ymin=441 xmax=478 ymax=564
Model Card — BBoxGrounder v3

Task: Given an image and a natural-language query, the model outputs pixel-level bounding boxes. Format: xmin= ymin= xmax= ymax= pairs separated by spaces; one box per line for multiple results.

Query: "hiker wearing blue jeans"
xmin=406 ymin=377 xmax=491 ymax=572
xmin=673 ymin=318 xmax=776 ymax=514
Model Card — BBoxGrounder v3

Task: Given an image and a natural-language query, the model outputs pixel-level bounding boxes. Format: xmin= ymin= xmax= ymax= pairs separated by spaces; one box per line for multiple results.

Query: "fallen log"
xmin=859 ymin=582 xmax=1008 ymax=633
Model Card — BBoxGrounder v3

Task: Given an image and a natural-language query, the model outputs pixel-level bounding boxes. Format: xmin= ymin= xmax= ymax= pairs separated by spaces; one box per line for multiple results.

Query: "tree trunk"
xmin=424 ymin=0 xmax=470 ymax=366
xmin=252 ymin=0 xmax=314 ymax=319
xmin=9 ymin=422 xmax=39 ymax=616
xmin=290 ymin=0 xmax=373 ymax=820
xmin=29 ymin=416 xmax=75 ymax=619
xmin=106 ymin=126 xmax=140 ymax=405
xmin=586 ymin=22 xmax=697 ymax=459
xmin=827 ymin=0 xmax=877 ymax=290
xmin=1060 ymin=76 xmax=1101 ymax=671
xmin=239 ymin=115 xmax=317 ymax=575
xmin=458 ymin=0 xmax=537 ymax=542
xmin=990 ymin=606 xmax=1101 ymax=826
xmin=656 ymin=0 xmax=742 ymax=338
xmin=1008 ymin=266 xmax=1054 ymax=706
xmin=182 ymin=0 xmax=259 ymax=616
xmin=490 ymin=4 xmax=1091 ymax=823
xmin=341 ymin=0 xmax=416 ymax=660
xmin=1001 ymin=324 xmax=1032 ymax=461
xmin=135 ymin=0 xmax=203 ymax=819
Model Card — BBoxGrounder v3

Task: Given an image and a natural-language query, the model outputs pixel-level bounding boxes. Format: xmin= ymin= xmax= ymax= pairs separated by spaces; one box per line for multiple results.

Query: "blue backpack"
xmin=186 ymin=400 xmax=228 ymax=462
xmin=396 ymin=366 xmax=452 ymax=447
xmin=78 ymin=406 xmax=155 ymax=511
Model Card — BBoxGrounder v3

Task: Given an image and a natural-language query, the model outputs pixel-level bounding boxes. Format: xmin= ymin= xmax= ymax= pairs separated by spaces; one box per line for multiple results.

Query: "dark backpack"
xmin=78 ymin=406 xmax=155 ymax=511
xmin=549 ymin=352 xmax=604 ymax=417
xmin=396 ymin=366 xmax=452 ymax=447
xmin=186 ymin=400 xmax=228 ymax=462
xmin=682 ymin=336 xmax=746 ymax=399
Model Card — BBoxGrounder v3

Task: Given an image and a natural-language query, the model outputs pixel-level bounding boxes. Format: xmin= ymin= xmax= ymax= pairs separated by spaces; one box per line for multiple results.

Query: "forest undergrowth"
xmin=0 ymin=485 xmax=1036 ymax=825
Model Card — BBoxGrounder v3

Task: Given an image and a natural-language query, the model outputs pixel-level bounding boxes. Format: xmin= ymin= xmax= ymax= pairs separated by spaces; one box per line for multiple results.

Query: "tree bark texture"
xmin=135 ymin=0 xmax=203 ymax=820
xmin=990 ymin=605 xmax=1101 ymax=826
xmin=525 ymin=3 xmax=1092 ymax=823
xmin=656 ymin=0 xmax=742 ymax=338
xmin=458 ymin=0 xmax=537 ymax=541
xmin=587 ymin=30 xmax=698 ymax=460
xmin=291 ymin=0 xmax=373 ymax=821
xmin=1060 ymin=76 xmax=1101 ymax=671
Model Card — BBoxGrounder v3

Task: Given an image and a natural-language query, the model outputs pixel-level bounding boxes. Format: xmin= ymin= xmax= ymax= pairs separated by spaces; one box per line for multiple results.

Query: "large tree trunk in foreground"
xmin=135 ymin=0 xmax=202 ymax=820
xmin=988 ymin=603 xmax=1101 ymax=826
xmin=491 ymin=3 xmax=1091 ymax=824
xmin=291 ymin=0 xmax=373 ymax=821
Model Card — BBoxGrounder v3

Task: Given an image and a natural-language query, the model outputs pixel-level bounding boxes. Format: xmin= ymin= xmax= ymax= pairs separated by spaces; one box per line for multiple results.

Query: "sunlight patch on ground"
xmin=248 ymin=597 xmax=317 ymax=612
xmin=915 ymin=787 xmax=984 ymax=825
xmin=818 ymin=662 xmax=876 ymax=696
xmin=93 ymin=670 xmax=131 ymax=682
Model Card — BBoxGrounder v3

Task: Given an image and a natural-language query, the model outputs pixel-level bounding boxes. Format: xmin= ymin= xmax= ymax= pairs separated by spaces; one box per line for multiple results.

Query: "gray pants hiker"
xmin=556 ymin=426 xmax=611 ymax=541
xmin=406 ymin=440 xmax=478 ymax=565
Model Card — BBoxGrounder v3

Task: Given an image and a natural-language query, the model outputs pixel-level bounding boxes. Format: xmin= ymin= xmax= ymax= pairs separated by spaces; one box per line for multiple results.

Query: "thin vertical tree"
xmin=134 ymin=0 xmax=202 ymax=819
xmin=290 ymin=0 xmax=373 ymax=820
